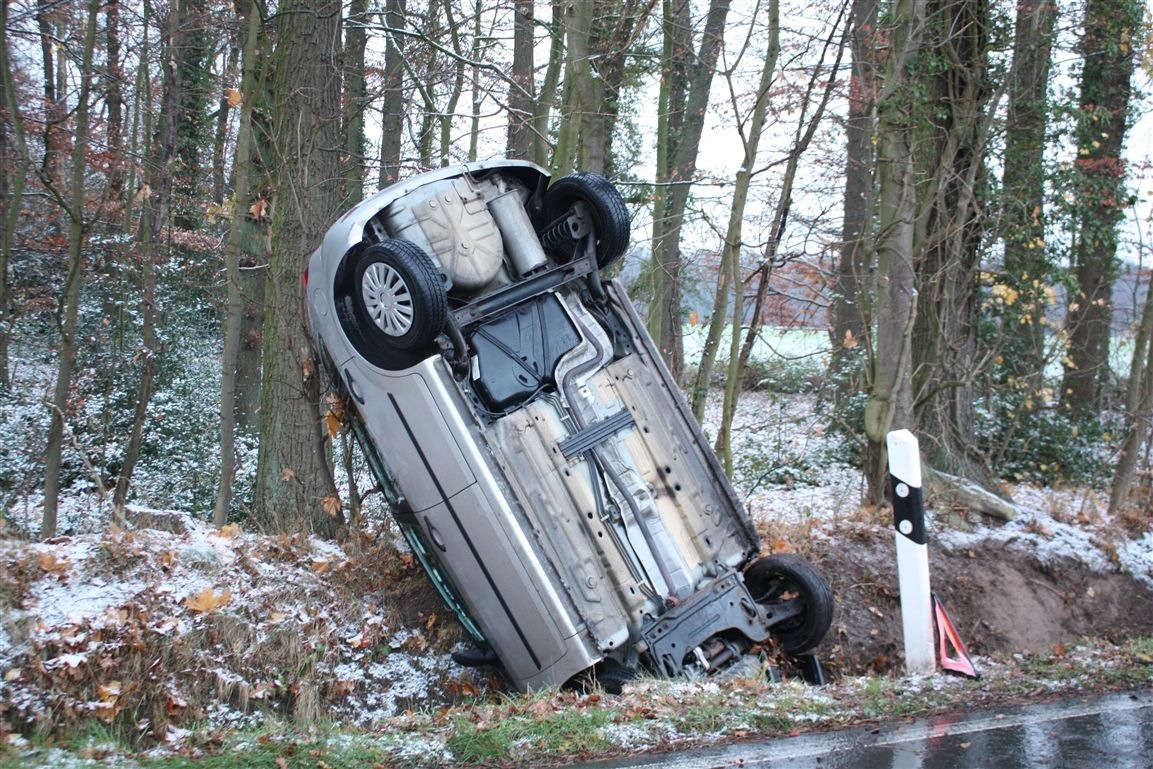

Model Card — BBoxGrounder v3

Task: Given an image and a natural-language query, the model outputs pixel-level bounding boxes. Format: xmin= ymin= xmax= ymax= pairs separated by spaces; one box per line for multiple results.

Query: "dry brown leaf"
xmin=185 ymin=588 xmax=232 ymax=613
xmin=322 ymin=495 xmax=342 ymax=518
xmin=324 ymin=409 xmax=345 ymax=439
xmin=38 ymin=551 xmax=71 ymax=574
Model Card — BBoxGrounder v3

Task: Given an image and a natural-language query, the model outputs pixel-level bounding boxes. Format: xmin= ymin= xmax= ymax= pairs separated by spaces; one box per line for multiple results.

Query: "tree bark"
xmin=692 ymin=0 xmax=783 ymax=422
xmin=215 ymin=0 xmax=265 ymax=526
xmin=343 ymin=0 xmax=368 ymax=206
xmin=861 ymin=0 xmax=925 ymax=504
xmin=113 ymin=0 xmax=183 ymax=515
xmin=378 ymin=0 xmax=406 ymax=186
xmin=253 ymin=0 xmax=344 ymax=535
xmin=532 ymin=0 xmax=566 ymax=168
xmin=908 ymin=0 xmax=999 ymax=490
xmin=1061 ymin=0 xmax=1142 ymax=414
xmin=999 ymin=0 xmax=1056 ymax=388
xmin=0 ymin=0 xmax=32 ymax=389
xmin=506 ymin=0 xmax=536 ymax=160
xmin=649 ymin=0 xmax=730 ymax=382
xmin=829 ymin=0 xmax=878 ymax=407
xmin=1109 ymin=268 xmax=1153 ymax=515
xmin=42 ymin=0 xmax=101 ymax=537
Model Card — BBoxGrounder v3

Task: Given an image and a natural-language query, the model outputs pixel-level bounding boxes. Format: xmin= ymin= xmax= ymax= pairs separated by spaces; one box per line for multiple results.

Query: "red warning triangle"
xmin=932 ymin=592 xmax=980 ymax=679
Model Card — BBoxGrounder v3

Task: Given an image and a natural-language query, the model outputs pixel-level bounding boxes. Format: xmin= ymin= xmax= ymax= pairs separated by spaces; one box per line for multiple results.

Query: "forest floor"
xmin=1 ymin=393 xmax=1152 ymax=767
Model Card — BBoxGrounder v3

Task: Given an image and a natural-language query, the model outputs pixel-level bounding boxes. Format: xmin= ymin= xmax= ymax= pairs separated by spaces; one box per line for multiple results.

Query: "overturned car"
xmin=304 ymin=160 xmax=833 ymax=691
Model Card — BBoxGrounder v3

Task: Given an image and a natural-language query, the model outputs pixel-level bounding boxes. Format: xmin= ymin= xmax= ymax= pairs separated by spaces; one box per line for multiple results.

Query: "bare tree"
xmin=42 ymin=0 xmax=103 ymax=537
xmin=648 ymin=0 xmax=731 ymax=382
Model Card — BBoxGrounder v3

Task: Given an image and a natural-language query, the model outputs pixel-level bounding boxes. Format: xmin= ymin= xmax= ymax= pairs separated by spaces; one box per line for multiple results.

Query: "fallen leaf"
xmin=185 ymin=588 xmax=232 ymax=613
xmin=37 ymin=551 xmax=71 ymax=574
xmin=216 ymin=523 xmax=242 ymax=538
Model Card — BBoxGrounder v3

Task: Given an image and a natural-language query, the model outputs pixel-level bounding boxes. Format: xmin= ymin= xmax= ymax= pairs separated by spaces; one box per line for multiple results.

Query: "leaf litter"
xmin=1 ymin=391 xmax=1151 ymax=766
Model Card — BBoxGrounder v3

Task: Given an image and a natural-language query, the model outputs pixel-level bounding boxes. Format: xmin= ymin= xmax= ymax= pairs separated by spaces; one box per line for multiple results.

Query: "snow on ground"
xmin=2 ymin=390 xmax=1150 ymax=737
xmin=0 ymin=514 xmax=475 ymax=731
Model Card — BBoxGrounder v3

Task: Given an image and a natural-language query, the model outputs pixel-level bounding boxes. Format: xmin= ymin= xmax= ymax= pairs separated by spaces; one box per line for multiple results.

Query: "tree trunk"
xmin=532 ymin=0 xmax=566 ymax=168
xmin=717 ymin=8 xmax=846 ymax=470
xmin=1060 ymin=0 xmax=1142 ymax=414
xmin=690 ymin=0 xmax=782 ymax=422
xmin=213 ymin=43 xmax=241 ymax=207
xmin=1109 ymin=268 xmax=1153 ymax=515
xmin=908 ymin=0 xmax=999 ymax=490
xmin=829 ymin=0 xmax=878 ymax=408
xmin=172 ymin=0 xmax=214 ymax=230
xmin=343 ymin=0 xmax=368 ymax=206
xmin=42 ymin=0 xmax=101 ymax=538
xmin=0 ymin=0 xmax=32 ymax=389
xmin=649 ymin=0 xmax=730 ymax=382
xmin=253 ymin=0 xmax=344 ymax=535
xmin=378 ymin=0 xmax=406 ymax=186
xmin=999 ymin=0 xmax=1056 ymax=388
xmin=506 ymin=0 xmax=536 ymax=160
xmin=861 ymin=0 xmax=925 ymax=504
xmin=216 ymin=0 xmax=265 ymax=525
xmin=36 ymin=0 xmax=67 ymax=200
xmin=552 ymin=0 xmax=597 ymax=176
xmin=113 ymin=0 xmax=183 ymax=515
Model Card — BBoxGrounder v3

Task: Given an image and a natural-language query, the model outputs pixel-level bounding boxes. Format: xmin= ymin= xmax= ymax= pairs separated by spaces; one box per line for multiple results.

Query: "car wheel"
xmin=337 ymin=240 xmax=448 ymax=369
xmin=538 ymin=172 xmax=630 ymax=269
xmin=744 ymin=553 xmax=833 ymax=656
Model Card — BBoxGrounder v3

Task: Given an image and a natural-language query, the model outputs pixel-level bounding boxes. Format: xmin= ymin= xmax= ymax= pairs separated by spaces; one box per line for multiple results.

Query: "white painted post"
xmin=887 ymin=429 xmax=935 ymax=676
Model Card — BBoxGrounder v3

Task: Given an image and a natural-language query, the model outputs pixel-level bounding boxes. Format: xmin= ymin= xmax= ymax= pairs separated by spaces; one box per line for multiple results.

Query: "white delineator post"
xmin=886 ymin=429 xmax=935 ymax=676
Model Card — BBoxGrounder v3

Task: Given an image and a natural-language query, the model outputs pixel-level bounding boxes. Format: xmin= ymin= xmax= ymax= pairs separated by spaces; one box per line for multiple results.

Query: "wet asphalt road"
xmin=569 ymin=689 xmax=1153 ymax=769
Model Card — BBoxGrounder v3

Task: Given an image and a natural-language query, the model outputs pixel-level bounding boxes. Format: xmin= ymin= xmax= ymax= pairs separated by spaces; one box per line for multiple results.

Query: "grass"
xmin=4 ymin=638 xmax=1151 ymax=768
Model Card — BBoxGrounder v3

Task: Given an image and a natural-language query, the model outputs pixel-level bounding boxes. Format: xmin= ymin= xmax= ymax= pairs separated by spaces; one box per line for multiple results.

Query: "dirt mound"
xmin=813 ymin=528 xmax=1153 ymax=677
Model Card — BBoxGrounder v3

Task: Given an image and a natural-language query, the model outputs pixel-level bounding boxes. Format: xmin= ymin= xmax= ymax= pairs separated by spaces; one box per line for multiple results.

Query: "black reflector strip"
xmin=558 ymin=409 xmax=636 ymax=460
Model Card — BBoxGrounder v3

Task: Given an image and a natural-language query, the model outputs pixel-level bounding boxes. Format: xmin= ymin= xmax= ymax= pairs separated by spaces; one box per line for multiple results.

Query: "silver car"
xmin=305 ymin=160 xmax=832 ymax=691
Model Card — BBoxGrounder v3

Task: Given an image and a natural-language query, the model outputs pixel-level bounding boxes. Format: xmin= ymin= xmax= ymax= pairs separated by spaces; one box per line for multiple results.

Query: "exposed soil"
xmin=810 ymin=526 xmax=1153 ymax=679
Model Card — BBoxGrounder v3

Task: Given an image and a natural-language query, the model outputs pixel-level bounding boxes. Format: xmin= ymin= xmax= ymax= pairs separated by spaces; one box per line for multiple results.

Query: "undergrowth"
xmin=3 ymin=637 xmax=1150 ymax=769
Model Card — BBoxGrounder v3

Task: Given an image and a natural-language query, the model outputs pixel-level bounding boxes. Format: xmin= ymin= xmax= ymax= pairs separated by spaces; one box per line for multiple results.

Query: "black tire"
xmin=539 ymin=172 xmax=631 ymax=269
xmin=744 ymin=553 xmax=833 ymax=656
xmin=336 ymin=240 xmax=447 ymax=369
